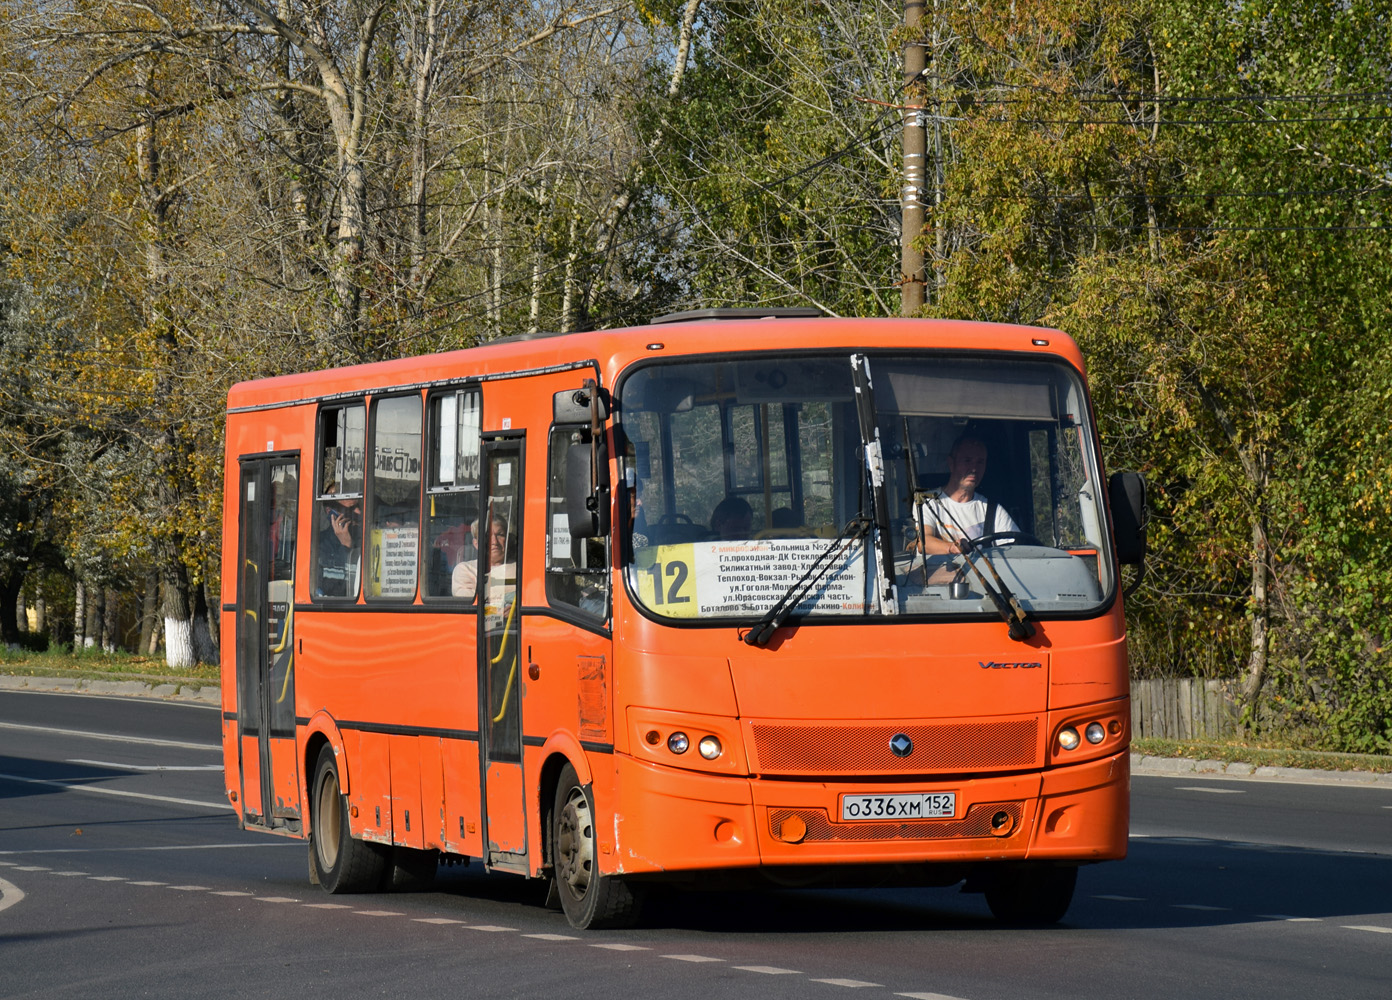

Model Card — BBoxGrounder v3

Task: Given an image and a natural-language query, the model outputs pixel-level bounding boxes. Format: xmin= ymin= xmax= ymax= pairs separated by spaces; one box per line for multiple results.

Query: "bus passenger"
xmin=317 ymin=499 xmax=361 ymax=597
xmin=913 ymin=434 xmax=1018 ymax=558
xmin=451 ymin=515 xmax=515 ymax=601
xmin=710 ymin=495 xmax=753 ymax=540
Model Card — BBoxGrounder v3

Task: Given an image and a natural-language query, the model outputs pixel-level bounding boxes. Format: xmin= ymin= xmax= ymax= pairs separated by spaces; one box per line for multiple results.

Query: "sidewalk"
xmin=1131 ymin=752 xmax=1392 ymax=788
xmin=0 ymin=673 xmax=220 ymax=705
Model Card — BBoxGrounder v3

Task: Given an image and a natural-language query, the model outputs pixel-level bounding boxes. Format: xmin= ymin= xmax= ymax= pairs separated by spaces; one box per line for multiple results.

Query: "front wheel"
xmin=311 ymin=744 xmax=388 ymax=893
xmin=983 ymin=864 xmax=1077 ymax=924
xmin=551 ymin=763 xmax=643 ymax=929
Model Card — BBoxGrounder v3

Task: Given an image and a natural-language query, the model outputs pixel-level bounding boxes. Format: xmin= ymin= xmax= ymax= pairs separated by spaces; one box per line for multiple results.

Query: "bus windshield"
xmin=618 ymin=352 xmax=1114 ymax=622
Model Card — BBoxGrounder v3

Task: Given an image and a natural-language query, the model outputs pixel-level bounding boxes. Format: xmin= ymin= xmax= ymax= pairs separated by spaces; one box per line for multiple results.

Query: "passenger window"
xmin=424 ymin=387 xmax=482 ymax=598
xmin=366 ymin=395 xmax=422 ymax=599
xmin=546 ymin=425 xmax=608 ymax=619
xmin=314 ymin=403 xmax=366 ymax=600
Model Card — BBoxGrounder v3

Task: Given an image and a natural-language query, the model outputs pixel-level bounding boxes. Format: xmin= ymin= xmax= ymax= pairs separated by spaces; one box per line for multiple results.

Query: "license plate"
xmin=840 ymin=791 xmax=956 ymax=821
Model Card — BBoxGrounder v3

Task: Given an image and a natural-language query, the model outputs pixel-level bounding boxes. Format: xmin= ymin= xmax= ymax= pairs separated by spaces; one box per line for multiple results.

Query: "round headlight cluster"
xmin=1057 ymin=720 xmax=1111 ymax=752
xmin=649 ymin=730 xmax=724 ymax=761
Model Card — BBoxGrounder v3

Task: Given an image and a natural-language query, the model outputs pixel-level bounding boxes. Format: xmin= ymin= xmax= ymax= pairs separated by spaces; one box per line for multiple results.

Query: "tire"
xmin=311 ymin=744 xmax=388 ymax=893
xmin=551 ymin=763 xmax=643 ymax=929
xmin=984 ymin=864 xmax=1077 ymax=924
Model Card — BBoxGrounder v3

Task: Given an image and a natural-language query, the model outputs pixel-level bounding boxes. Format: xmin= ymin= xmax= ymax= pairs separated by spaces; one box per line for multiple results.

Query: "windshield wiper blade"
xmin=920 ymin=491 xmax=1036 ymax=643
xmin=743 ymin=515 xmax=872 ymax=647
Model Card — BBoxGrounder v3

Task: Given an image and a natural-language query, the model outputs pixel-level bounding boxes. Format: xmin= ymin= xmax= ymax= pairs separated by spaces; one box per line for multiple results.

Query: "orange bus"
xmin=221 ymin=310 xmax=1146 ymax=928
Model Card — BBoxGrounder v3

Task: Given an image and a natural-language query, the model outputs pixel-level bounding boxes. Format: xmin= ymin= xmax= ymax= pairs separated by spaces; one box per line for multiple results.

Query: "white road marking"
xmin=1343 ymin=925 xmax=1392 ymax=934
xmin=896 ymin=993 xmax=972 ymax=1000
xmin=169 ymin=885 xmax=209 ymax=891
xmin=0 ymin=877 xmax=24 ymax=914
xmin=466 ymin=925 xmax=518 ymax=932
xmin=812 ymin=979 xmax=882 ymax=987
xmin=128 ymin=881 xmax=166 ymax=886
xmin=590 ymin=943 xmax=648 ymax=951
xmin=52 ymin=871 xmax=88 ymax=877
xmin=88 ymin=876 xmax=126 ymax=882
xmin=416 ymin=918 xmax=466 ymax=925
xmin=15 ymin=866 xmax=50 ymax=871
xmin=0 ymin=771 xmax=229 ymax=811
xmin=212 ymin=891 xmax=254 ymax=896
xmin=663 ymin=955 xmax=723 ymax=963
xmin=0 ymin=842 xmax=296 ymax=855
xmin=1175 ymin=786 xmax=1244 ymax=794
xmin=68 ymin=759 xmax=223 ymax=772
xmin=524 ymin=933 xmax=579 ymax=941
xmin=352 ymin=909 xmax=401 ymax=916
xmin=303 ymin=903 xmax=352 ymax=909
xmin=0 ymin=721 xmax=217 ymax=751
xmin=256 ymin=897 xmax=301 ymax=904
xmin=735 ymin=966 xmax=801 ymax=975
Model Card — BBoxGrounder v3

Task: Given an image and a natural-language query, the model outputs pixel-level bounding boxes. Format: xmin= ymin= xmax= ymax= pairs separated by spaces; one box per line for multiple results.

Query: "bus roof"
xmin=225 ymin=316 xmax=1082 ymax=412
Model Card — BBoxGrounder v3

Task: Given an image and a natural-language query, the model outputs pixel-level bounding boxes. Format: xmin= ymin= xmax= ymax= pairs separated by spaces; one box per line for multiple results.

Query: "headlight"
xmin=667 ymin=732 xmax=689 ymax=754
xmin=1058 ymin=726 xmax=1080 ymax=751
xmin=698 ymin=736 xmax=722 ymax=760
xmin=1085 ymin=722 xmax=1106 ymax=744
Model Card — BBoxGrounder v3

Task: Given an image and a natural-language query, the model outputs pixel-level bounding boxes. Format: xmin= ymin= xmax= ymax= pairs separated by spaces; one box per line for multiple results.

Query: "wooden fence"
xmin=1130 ymin=677 xmax=1239 ymax=740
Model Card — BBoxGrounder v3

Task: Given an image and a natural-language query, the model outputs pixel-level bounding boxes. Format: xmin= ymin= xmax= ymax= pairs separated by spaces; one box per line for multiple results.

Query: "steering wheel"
xmin=968 ymin=530 xmax=1044 ymax=551
xmin=657 ymin=513 xmax=694 ymax=525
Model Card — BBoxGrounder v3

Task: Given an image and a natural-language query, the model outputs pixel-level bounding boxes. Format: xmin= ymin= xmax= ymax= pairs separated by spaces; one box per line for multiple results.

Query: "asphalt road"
xmin=2 ymin=689 xmax=1390 ymax=1000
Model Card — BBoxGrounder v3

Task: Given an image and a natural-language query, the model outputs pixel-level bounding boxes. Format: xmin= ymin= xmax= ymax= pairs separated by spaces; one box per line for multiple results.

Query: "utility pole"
xmin=901 ymin=0 xmax=927 ymax=316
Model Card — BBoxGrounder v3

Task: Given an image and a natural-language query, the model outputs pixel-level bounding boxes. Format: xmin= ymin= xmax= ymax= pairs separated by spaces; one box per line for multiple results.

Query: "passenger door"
xmin=235 ymin=456 xmax=303 ymax=831
xmin=477 ymin=436 xmax=527 ymax=869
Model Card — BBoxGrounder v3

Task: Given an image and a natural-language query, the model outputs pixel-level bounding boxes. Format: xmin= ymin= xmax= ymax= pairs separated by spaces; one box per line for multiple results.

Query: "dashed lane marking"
xmin=256 ymin=896 xmax=301 ymax=904
xmin=735 ymin=966 xmax=801 ymax=975
xmin=524 ymin=933 xmax=579 ymax=941
xmin=212 ymin=891 xmax=253 ymax=897
xmin=663 ymin=955 xmax=723 ymax=963
xmin=169 ymin=885 xmax=209 ymax=891
xmin=353 ymin=909 xmax=403 ymax=917
xmin=0 ymin=877 xmax=24 ymax=914
xmin=466 ymin=924 xmax=518 ymax=932
xmin=591 ymin=943 xmax=648 ymax=951
xmin=416 ymin=918 xmax=466 ymax=925
xmin=896 ymin=993 xmax=972 ymax=1000
xmin=813 ymin=979 xmax=883 ymax=987
xmin=303 ymin=903 xmax=352 ymax=909
xmin=1343 ymin=925 xmax=1392 ymax=934
xmin=0 ymin=721 xmax=218 ymax=751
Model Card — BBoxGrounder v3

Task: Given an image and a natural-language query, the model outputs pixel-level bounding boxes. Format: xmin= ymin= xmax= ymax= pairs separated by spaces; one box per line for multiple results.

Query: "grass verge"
xmin=0 ymin=645 xmax=218 ymax=689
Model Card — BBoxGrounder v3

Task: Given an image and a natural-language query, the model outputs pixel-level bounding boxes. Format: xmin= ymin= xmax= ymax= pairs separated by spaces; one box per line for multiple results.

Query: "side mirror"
xmin=553 ymin=386 xmax=610 ymax=424
xmin=565 ymin=441 xmax=609 ymax=538
xmin=1108 ymin=471 xmax=1147 ymax=565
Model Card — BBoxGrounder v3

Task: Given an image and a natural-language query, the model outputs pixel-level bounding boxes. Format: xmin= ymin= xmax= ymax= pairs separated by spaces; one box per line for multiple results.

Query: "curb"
xmin=1131 ymin=752 xmax=1392 ymax=789
xmin=0 ymin=674 xmax=220 ymax=705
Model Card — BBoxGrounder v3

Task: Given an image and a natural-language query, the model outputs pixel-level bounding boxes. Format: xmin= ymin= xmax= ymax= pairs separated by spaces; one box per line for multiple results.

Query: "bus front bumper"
xmin=606 ymin=750 xmax=1129 ymax=877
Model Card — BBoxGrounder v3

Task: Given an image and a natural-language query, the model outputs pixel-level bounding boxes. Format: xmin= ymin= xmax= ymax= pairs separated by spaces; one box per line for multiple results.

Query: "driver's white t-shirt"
xmin=915 ymin=493 xmax=1018 ymax=546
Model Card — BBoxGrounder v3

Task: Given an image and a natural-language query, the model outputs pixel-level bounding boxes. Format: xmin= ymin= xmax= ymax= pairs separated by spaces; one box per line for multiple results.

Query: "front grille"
xmin=748 ymin=718 xmax=1040 ymax=775
xmin=768 ymin=802 xmax=1023 ymax=842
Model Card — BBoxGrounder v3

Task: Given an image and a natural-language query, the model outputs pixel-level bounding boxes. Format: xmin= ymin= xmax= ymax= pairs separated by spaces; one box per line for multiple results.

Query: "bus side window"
xmin=314 ymin=403 xmax=366 ymax=600
xmin=424 ymin=387 xmax=481 ymax=598
xmin=365 ymin=394 xmax=422 ymax=600
xmin=546 ymin=425 xmax=608 ymax=619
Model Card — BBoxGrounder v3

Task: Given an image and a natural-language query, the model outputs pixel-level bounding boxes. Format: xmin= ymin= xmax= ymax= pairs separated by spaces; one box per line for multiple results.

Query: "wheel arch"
xmin=536 ymin=737 xmax=592 ymax=875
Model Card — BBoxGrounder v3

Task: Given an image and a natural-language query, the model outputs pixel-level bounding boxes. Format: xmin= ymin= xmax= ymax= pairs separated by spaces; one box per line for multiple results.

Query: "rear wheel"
xmin=311 ymin=744 xmax=388 ymax=893
xmin=551 ymin=763 xmax=643 ymax=929
xmin=984 ymin=864 xmax=1077 ymax=924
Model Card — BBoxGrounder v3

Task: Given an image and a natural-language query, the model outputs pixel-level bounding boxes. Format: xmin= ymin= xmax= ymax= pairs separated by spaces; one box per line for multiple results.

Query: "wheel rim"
xmin=555 ymin=786 xmax=594 ymax=900
xmin=315 ymin=768 xmax=341 ymax=871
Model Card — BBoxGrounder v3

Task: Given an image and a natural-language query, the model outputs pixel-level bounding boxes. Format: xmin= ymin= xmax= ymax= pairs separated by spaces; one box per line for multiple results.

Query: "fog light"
xmin=667 ymin=732 xmax=689 ymax=754
xmin=1058 ymin=726 xmax=1080 ymax=751
xmin=698 ymin=736 xmax=722 ymax=760
xmin=1085 ymin=722 xmax=1106 ymax=744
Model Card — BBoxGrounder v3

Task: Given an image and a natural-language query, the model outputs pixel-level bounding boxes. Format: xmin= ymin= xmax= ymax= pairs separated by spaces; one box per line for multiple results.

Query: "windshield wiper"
xmin=920 ymin=491 xmax=1036 ymax=643
xmin=743 ymin=515 xmax=872 ymax=647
